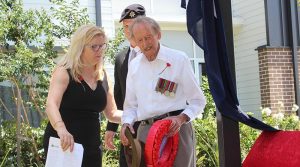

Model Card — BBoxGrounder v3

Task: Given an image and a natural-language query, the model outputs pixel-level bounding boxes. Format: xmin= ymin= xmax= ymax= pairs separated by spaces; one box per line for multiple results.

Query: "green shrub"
xmin=193 ymin=116 xmax=218 ymax=167
xmin=100 ymin=117 xmax=120 ymax=166
xmin=0 ymin=120 xmax=47 ymax=167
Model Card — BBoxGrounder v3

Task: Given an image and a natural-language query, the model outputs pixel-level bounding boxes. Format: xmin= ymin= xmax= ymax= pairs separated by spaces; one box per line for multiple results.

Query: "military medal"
xmin=155 ymin=78 xmax=162 ymax=92
xmin=164 ymin=91 xmax=170 ymax=96
xmin=168 ymin=82 xmax=178 ymax=97
xmin=163 ymin=80 xmax=171 ymax=96
xmin=155 ymin=78 xmax=165 ymax=93
xmin=173 ymin=82 xmax=178 ymax=93
xmin=162 ymin=79 xmax=168 ymax=94
xmin=155 ymin=77 xmax=178 ymax=97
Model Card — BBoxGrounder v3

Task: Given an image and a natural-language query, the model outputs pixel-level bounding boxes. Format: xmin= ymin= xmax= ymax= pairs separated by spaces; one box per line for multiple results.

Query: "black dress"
xmin=43 ymin=70 xmax=108 ymax=167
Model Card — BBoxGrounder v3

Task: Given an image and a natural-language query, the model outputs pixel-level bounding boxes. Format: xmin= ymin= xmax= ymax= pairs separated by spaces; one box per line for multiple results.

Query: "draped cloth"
xmin=181 ymin=0 xmax=276 ymax=131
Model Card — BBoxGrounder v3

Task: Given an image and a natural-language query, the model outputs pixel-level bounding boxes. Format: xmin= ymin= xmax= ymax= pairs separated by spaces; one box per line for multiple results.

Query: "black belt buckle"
xmin=141 ymin=119 xmax=154 ymax=125
xmin=141 ymin=113 xmax=169 ymax=125
xmin=141 ymin=109 xmax=183 ymax=125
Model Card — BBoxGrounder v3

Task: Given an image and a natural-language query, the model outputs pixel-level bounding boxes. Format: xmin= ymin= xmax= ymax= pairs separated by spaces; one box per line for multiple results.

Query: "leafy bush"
xmin=194 ymin=116 xmax=218 ymax=167
xmin=192 ymin=76 xmax=218 ymax=166
xmin=0 ymin=0 xmax=124 ymax=165
xmin=0 ymin=0 xmax=108 ymax=166
xmin=100 ymin=117 xmax=120 ymax=167
xmin=0 ymin=120 xmax=47 ymax=167
xmin=0 ymin=0 xmax=91 ymax=112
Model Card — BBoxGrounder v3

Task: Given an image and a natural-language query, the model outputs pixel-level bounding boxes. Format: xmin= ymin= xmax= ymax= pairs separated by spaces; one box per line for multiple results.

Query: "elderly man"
xmin=120 ymin=16 xmax=206 ymax=167
xmin=104 ymin=4 xmax=146 ymax=167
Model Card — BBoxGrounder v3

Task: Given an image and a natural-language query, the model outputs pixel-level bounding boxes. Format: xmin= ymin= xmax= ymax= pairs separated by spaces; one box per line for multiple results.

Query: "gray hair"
xmin=129 ymin=16 xmax=161 ymax=39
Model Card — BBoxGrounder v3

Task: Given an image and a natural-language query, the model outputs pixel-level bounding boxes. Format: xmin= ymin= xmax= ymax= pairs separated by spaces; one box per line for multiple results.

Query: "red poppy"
xmin=159 ymin=62 xmax=171 ymax=75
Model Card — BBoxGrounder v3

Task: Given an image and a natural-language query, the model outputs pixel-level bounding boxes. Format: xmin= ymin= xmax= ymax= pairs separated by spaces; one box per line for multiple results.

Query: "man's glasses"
xmin=86 ymin=43 xmax=107 ymax=52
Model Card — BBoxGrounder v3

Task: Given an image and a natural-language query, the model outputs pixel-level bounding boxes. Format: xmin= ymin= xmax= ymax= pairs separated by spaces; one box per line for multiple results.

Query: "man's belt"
xmin=141 ymin=109 xmax=183 ymax=125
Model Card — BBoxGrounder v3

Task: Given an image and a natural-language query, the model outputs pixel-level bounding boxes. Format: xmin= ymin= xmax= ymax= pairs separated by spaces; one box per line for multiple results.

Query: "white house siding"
xmin=232 ymin=0 xmax=267 ymax=115
xmin=23 ymin=0 xmax=96 ymax=20
xmin=100 ymin=0 xmax=115 ymax=78
xmin=23 ymin=0 xmax=98 ymax=46
xmin=101 ymin=0 xmax=114 ymax=38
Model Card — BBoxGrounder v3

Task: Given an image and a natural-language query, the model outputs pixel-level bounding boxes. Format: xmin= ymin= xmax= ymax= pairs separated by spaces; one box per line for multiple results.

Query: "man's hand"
xmin=120 ymin=123 xmax=135 ymax=146
xmin=104 ymin=131 xmax=116 ymax=150
xmin=165 ymin=113 xmax=189 ymax=137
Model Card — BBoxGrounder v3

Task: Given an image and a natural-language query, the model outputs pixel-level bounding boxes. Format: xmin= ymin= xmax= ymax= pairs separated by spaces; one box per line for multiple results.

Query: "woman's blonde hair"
xmin=58 ymin=24 xmax=107 ymax=82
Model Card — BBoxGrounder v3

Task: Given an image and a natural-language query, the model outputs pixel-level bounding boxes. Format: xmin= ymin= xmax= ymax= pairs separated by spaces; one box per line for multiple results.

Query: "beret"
xmin=119 ymin=4 xmax=146 ymax=22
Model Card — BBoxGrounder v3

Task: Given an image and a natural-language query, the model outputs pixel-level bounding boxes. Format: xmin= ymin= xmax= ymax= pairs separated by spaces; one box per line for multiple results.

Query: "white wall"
xmin=101 ymin=0 xmax=115 ymax=38
xmin=232 ymin=0 xmax=267 ymax=115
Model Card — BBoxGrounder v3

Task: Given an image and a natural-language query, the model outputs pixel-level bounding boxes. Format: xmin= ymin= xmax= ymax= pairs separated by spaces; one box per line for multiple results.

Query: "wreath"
xmin=144 ymin=120 xmax=179 ymax=167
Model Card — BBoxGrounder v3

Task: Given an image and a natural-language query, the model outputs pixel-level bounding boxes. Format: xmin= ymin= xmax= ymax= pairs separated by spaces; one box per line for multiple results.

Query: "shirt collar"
xmin=155 ymin=44 xmax=168 ymax=62
xmin=130 ymin=46 xmax=140 ymax=53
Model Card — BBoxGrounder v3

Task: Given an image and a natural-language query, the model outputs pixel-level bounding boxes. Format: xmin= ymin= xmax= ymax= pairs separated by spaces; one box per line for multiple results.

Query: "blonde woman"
xmin=43 ymin=24 xmax=122 ymax=167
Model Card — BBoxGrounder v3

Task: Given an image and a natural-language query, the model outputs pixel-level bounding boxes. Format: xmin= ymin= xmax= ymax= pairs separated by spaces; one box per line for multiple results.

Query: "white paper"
xmin=45 ymin=137 xmax=84 ymax=167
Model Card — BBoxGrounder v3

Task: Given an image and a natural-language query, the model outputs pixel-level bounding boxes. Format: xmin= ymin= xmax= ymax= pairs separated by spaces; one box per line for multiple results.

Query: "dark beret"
xmin=119 ymin=4 xmax=146 ymax=22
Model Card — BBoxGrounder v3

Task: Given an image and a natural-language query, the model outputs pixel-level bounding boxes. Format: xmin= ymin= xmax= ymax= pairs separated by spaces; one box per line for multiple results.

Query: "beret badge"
xmin=129 ymin=11 xmax=136 ymax=18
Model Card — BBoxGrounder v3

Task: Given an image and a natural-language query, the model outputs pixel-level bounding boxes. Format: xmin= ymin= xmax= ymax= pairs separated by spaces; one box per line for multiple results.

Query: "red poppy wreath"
xmin=144 ymin=120 xmax=179 ymax=167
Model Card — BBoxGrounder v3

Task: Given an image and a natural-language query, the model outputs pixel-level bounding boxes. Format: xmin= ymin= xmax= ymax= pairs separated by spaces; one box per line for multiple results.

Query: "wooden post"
xmin=217 ymin=0 xmax=242 ymax=166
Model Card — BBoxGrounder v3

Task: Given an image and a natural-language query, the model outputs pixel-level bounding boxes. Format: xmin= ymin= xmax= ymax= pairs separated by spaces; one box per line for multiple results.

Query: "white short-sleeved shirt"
xmin=122 ymin=44 xmax=206 ymax=125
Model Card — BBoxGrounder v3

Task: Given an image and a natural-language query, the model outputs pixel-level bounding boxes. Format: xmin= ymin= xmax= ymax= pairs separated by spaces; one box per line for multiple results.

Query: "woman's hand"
xmin=104 ymin=131 xmax=116 ymax=150
xmin=55 ymin=122 xmax=74 ymax=152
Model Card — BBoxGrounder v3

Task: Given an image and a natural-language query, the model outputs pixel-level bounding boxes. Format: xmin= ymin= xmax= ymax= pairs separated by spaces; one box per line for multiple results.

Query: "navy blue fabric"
xmin=182 ymin=0 xmax=277 ymax=131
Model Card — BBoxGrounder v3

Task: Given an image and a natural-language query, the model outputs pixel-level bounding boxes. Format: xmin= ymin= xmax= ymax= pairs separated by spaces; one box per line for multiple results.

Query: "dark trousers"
xmin=119 ymin=144 xmax=127 ymax=167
